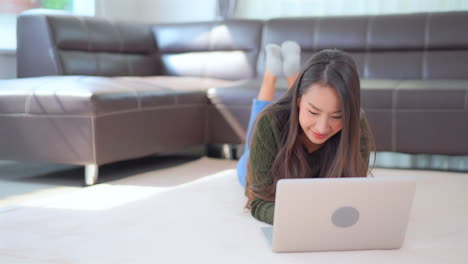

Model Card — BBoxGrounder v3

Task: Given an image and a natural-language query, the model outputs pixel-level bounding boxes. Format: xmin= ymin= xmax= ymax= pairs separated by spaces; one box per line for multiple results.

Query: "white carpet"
xmin=0 ymin=157 xmax=467 ymax=264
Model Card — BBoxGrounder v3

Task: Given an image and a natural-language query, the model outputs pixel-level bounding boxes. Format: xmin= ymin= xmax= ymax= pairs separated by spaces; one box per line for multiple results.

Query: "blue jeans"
xmin=237 ymin=99 xmax=271 ymax=188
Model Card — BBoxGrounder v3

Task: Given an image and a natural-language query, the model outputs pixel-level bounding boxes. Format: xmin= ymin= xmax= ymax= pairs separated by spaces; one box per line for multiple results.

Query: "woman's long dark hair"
xmin=246 ymin=49 xmax=375 ymax=205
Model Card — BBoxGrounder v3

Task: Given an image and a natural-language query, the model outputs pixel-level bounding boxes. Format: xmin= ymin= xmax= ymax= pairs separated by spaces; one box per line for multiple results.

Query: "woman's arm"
xmin=250 ymin=198 xmax=275 ymax=225
xmin=248 ymin=114 xmax=281 ymax=225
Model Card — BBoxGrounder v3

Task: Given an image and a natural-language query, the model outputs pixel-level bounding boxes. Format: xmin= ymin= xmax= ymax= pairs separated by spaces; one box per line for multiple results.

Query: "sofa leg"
xmin=85 ymin=164 xmax=99 ymax=186
xmin=206 ymin=144 xmax=239 ymax=160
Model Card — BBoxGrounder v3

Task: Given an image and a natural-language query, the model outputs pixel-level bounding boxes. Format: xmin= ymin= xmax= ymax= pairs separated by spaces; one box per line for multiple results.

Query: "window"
xmin=0 ymin=0 xmax=95 ymax=50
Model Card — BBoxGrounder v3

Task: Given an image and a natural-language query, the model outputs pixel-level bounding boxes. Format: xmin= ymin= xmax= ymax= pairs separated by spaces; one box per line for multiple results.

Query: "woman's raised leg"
xmin=286 ymin=73 xmax=299 ymax=89
xmin=237 ymin=44 xmax=282 ymax=188
xmin=237 ymin=41 xmax=302 ymax=188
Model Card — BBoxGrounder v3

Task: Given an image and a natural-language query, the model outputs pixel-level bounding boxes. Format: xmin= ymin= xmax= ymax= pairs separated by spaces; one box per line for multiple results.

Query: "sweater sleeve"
xmin=248 ymin=114 xmax=280 ymax=225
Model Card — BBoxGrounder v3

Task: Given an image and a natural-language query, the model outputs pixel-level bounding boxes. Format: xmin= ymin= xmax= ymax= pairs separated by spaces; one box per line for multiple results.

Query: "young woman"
xmin=237 ymin=41 xmax=375 ymax=225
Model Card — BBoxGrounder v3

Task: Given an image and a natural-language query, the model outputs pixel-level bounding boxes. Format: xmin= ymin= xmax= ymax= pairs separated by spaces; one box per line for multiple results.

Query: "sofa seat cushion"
xmin=0 ymin=76 xmax=238 ymax=117
xmin=207 ymin=78 xmax=468 ymax=154
xmin=360 ymin=79 xmax=468 ymax=110
xmin=208 ymin=78 xmax=468 ymax=110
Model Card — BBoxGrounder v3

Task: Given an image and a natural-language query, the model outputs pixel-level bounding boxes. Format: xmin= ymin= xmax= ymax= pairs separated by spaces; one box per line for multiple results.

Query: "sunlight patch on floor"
xmin=21 ymin=169 xmax=236 ymax=211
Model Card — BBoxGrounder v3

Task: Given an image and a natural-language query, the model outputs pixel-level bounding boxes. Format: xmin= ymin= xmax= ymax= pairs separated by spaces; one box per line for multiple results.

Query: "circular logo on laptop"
xmin=331 ymin=206 xmax=360 ymax=228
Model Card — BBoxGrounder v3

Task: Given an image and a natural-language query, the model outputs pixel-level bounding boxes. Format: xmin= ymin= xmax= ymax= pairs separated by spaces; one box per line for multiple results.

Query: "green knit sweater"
xmin=248 ymin=113 xmax=371 ymax=225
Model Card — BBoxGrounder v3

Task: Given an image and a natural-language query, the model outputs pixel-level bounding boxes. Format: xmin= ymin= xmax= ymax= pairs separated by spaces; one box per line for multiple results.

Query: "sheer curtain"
xmin=216 ymin=0 xmax=237 ymax=20
xmin=236 ymin=0 xmax=468 ymax=19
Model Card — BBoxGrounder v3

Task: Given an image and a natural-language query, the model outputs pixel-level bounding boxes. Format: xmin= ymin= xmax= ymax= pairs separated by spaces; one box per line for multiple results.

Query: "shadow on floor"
xmin=0 ymin=143 xmax=239 ymax=207
xmin=0 ymin=155 xmax=203 ymax=188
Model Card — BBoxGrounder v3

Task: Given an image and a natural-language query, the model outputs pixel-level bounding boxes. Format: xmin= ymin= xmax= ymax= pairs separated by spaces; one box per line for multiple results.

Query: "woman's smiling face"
xmin=297 ymin=83 xmax=343 ymax=152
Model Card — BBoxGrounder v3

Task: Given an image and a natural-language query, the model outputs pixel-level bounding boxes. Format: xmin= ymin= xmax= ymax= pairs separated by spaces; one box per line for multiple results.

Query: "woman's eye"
xmin=308 ymin=110 xmax=318 ymax=115
xmin=332 ymin=116 xmax=342 ymax=119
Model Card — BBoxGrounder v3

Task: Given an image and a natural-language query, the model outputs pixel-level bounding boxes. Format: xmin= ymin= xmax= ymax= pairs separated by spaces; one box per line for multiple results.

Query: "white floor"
xmin=0 ymin=156 xmax=467 ymax=264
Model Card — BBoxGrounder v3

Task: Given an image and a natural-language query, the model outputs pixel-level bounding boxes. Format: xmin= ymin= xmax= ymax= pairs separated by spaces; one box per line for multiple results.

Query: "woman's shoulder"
xmin=253 ymin=112 xmax=283 ymax=146
xmin=256 ymin=112 xmax=275 ymax=128
xmin=257 ymin=108 xmax=288 ymax=130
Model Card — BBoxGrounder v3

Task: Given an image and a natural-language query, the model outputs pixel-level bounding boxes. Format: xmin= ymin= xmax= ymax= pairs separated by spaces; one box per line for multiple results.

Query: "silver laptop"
xmin=262 ymin=177 xmax=416 ymax=253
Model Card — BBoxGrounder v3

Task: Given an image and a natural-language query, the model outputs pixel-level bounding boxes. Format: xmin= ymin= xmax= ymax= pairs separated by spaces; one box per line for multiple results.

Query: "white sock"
xmin=265 ymin=44 xmax=282 ymax=77
xmin=281 ymin=41 xmax=301 ymax=77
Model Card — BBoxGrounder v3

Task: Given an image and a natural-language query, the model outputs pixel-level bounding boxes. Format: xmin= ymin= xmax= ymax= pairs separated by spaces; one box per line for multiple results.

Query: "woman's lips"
xmin=312 ymin=131 xmax=327 ymax=139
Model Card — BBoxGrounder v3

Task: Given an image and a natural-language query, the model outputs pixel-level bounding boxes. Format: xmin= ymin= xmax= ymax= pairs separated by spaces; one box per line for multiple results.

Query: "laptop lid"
xmin=270 ymin=177 xmax=416 ymax=253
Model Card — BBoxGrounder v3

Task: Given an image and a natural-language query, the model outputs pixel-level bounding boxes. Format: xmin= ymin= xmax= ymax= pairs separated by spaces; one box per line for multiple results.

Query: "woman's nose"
xmin=315 ymin=116 xmax=329 ymax=134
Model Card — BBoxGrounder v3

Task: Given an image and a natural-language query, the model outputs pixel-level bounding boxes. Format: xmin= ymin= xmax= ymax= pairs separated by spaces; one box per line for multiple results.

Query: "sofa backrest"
xmin=152 ymin=20 xmax=263 ymax=80
xmin=17 ymin=13 xmax=263 ymax=80
xmin=17 ymin=13 xmax=160 ymax=78
xmin=18 ymin=11 xmax=468 ymax=81
xmin=259 ymin=11 xmax=468 ymax=80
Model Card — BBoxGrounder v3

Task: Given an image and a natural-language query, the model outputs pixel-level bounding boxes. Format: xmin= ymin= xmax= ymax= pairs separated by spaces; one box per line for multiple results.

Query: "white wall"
xmin=95 ymin=0 xmax=217 ymax=23
xmin=94 ymin=0 xmax=139 ymax=21
xmin=137 ymin=0 xmax=217 ymax=23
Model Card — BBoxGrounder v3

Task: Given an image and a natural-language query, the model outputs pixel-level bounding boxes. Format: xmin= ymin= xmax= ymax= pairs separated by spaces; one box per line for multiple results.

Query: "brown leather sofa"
xmin=0 ymin=11 xmax=467 ymax=185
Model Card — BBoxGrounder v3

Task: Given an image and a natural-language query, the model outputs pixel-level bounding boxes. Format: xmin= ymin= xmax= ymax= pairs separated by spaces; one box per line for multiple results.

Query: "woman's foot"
xmin=281 ymin=41 xmax=301 ymax=77
xmin=265 ymin=43 xmax=283 ymax=77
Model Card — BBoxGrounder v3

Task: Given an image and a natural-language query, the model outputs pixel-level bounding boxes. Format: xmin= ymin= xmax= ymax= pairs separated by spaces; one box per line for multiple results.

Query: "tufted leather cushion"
xmin=0 ymin=76 xmax=237 ymax=116
xmin=152 ymin=20 xmax=263 ymax=80
xmin=17 ymin=14 xmax=161 ymax=77
xmin=259 ymin=12 xmax=468 ymax=80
